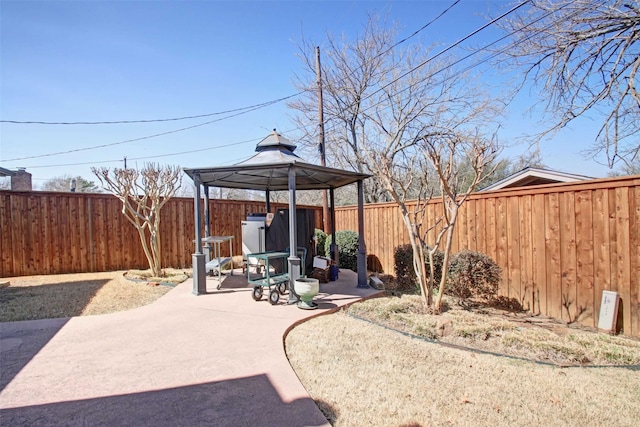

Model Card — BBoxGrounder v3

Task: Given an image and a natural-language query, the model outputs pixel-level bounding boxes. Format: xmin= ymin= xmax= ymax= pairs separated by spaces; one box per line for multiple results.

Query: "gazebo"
xmin=183 ymin=130 xmax=371 ymax=300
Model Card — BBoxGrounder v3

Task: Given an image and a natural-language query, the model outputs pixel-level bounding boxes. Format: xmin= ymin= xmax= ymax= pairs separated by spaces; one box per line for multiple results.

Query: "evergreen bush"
xmin=393 ymin=244 xmax=444 ymax=292
xmin=393 ymin=244 xmax=415 ymax=291
xmin=314 ymin=229 xmax=327 ymax=256
xmin=447 ymin=250 xmax=502 ymax=300
xmin=325 ymin=230 xmax=359 ymax=271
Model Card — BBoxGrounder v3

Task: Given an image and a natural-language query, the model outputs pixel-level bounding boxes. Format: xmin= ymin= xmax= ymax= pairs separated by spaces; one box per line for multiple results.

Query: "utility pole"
xmin=316 ymin=46 xmax=331 ymax=234
xmin=123 ymin=156 xmax=127 ymax=169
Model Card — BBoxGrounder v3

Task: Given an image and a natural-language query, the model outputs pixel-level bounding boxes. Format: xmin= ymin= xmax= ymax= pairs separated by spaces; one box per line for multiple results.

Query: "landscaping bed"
xmin=346 ymin=294 xmax=640 ymax=366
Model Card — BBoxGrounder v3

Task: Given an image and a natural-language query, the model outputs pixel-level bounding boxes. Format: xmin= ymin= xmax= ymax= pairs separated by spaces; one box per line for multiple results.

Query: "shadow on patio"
xmin=0 ymin=374 xmax=332 ymax=427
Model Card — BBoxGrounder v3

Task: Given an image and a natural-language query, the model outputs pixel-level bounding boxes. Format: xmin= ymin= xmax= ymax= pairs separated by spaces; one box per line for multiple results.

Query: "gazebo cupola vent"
xmin=255 ymin=129 xmax=297 ymax=153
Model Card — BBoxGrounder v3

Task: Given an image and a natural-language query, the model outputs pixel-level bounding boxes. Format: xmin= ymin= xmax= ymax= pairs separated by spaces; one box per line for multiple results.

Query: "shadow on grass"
xmin=0 ymin=374 xmax=328 ymax=426
xmin=0 ymin=279 xmax=110 ymax=322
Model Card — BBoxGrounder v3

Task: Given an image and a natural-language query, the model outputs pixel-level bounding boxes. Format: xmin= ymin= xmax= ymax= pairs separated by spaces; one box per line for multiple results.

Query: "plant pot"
xmin=294 ymin=278 xmax=319 ymax=310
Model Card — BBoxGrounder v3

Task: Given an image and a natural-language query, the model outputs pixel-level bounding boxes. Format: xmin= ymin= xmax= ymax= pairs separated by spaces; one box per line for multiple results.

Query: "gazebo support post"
xmin=203 ymin=184 xmax=211 ymax=262
xmin=287 ymin=166 xmax=301 ymax=304
xmin=192 ymin=176 xmax=207 ymax=295
xmin=329 ymin=188 xmax=338 ymax=266
xmin=356 ymin=179 xmax=369 ymax=288
xmin=265 ymin=189 xmax=271 ymax=213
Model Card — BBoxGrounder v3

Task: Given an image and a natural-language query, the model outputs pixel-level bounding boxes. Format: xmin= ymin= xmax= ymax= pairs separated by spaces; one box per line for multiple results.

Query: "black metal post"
xmin=356 ymin=180 xmax=368 ymax=288
xmin=203 ymin=184 xmax=211 ymax=261
xmin=287 ymin=166 xmax=301 ymax=304
xmin=329 ymin=188 xmax=338 ymax=266
xmin=192 ymin=176 xmax=206 ymax=295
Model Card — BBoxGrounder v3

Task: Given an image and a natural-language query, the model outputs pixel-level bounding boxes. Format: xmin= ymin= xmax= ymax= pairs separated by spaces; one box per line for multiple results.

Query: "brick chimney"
xmin=11 ymin=167 xmax=32 ymax=191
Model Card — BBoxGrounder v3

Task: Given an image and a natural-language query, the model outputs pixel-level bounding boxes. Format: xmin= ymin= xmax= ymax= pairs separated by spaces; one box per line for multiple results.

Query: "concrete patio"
xmin=0 ymin=269 xmax=382 ymax=426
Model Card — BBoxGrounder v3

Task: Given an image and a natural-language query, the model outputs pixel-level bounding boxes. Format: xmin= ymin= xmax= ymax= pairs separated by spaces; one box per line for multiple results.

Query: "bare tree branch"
xmin=498 ymin=0 xmax=640 ymax=167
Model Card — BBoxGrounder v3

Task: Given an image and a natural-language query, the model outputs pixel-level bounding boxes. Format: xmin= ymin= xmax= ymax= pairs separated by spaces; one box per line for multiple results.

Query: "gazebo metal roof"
xmin=183 ymin=130 xmax=369 ymax=191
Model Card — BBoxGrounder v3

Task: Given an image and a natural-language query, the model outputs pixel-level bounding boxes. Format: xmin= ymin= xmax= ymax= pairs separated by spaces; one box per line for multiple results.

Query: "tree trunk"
xmin=434 ymin=205 xmax=458 ymax=312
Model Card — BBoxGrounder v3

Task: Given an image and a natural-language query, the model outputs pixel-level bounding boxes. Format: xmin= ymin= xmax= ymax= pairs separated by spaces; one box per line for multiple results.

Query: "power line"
xmin=359 ymin=3 xmax=570 ymax=114
xmin=356 ymin=0 xmax=532 ymax=107
xmin=3 ymin=1 xmax=458 ymax=127
xmin=2 ymin=1 xmax=462 ymax=163
xmin=4 ymin=2 xmax=529 ymax=169
xmin=0 ymin=93 xmax=301 ymax=125
xmin=210 ymin=2 xmax=538 ymax=167
xmin=2 ymin=101 xmax=279 ymax=162
xmin=18 ymin=138 xmax=261 ymax=169
xmin=379 ymin=0 xmax=462 ymax=59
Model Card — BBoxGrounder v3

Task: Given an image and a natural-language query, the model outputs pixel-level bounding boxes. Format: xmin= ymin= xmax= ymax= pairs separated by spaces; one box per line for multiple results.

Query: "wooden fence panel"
xmin=496 ymin=197 xmax=509 ymax=294
xmin=334 ymin=176 xmax=640 ymax=337
xmin=485 ymin=197 xmax=497 ymax=263
xmin=532 ymin=193 xmax=546 ymax=314
xmin=560 ymin=192 xmax=577 ymax=323
xmin=1 ymin=192 xmax=321 ymax=278
xmin=575 ymin=190 xmax=594 ymax=325
xmin=631 ymin=186 xmax=640 ymax=336
xmin=475 ymin=198 xmax=486 ymax=254
xmin=519 ymin=195 xmax=533 ymax=311
xmin=592 ymin=188 xmax=611 ymax=326
xmin=614 ymin=188 xmax=632 ymax=334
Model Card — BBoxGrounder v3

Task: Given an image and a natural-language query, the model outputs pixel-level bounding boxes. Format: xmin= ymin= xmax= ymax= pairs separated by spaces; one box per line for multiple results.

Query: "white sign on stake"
xmin=597 ymin=290 xmax=620 ymax=334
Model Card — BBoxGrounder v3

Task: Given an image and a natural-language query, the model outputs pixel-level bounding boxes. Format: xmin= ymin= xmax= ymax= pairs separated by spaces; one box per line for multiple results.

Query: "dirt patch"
xmin=0 ymin=271 xmax=180 ymax=322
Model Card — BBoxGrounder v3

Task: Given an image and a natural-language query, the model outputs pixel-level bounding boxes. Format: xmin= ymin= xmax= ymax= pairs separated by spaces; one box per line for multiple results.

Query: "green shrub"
xmin=426 ymin=249 xmax=445 ymax=286
xmin=393 ymin=244 xmax=444 ymax=292
xmin=447 ymin=250 xmax=502 ymax=300
xmin=314 ymin=229 xmax=327 ymax=256
xmin=325 ymin=230 xmax=359 ymax=271
xmin=393 ymin=244 xmax=415 ymax=291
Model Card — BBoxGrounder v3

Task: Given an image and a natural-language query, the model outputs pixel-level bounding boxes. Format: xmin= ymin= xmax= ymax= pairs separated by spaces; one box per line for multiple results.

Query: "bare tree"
xmin=290 ymin=16 xmax=397 ymax=203
xmin=40 ymin=175 xmax=100 ymax=193
xmin=291 ymin=16 xmax=504 ymax=309
xmin=420 ymin=132 xmax=499 ymax=311
xmin=498 ymin=0 xmax=640 ymax=167
xmin=92 ymin=163 xmax=182 ymax=276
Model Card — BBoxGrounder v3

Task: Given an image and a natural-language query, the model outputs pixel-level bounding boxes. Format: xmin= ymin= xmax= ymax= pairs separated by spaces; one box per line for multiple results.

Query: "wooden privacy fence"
xmin=335 ymin=176 xmax=640 ymax=337
xmin=0 ymin=191 xmax=322 ymax=277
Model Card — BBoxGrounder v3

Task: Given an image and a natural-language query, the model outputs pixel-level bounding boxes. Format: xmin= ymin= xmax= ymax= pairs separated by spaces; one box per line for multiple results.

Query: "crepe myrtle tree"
xmin=420 ymin=132 xmax=499 ymax=311
xmin=92 ymin=163 xmax=182 ymax=277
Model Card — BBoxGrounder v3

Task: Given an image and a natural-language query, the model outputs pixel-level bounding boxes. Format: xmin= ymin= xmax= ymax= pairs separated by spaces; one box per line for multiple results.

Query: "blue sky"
xmin=0 ymin=0 xmax=613 ymax=189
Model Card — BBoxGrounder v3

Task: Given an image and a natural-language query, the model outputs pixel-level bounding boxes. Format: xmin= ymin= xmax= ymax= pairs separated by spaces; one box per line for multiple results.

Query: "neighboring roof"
xmin=183 ymin=130 xmax=370 ymax=191
xmin=0 ymin=167 xmax=17 ymax=177
xmin=482 ymin=167 xmax=593 ymax=191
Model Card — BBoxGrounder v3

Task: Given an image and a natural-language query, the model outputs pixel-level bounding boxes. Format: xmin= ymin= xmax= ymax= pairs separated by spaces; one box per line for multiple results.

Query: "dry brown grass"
xmin=0 ymin=271 xmax=175 ymax=322
xmin=286 ymin=310 xmax=640 ymax=427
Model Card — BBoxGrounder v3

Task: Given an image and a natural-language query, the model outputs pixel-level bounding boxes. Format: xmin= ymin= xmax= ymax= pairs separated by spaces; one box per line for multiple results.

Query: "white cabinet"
xmin=242 ymin=220 xmax=265 ymax=268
